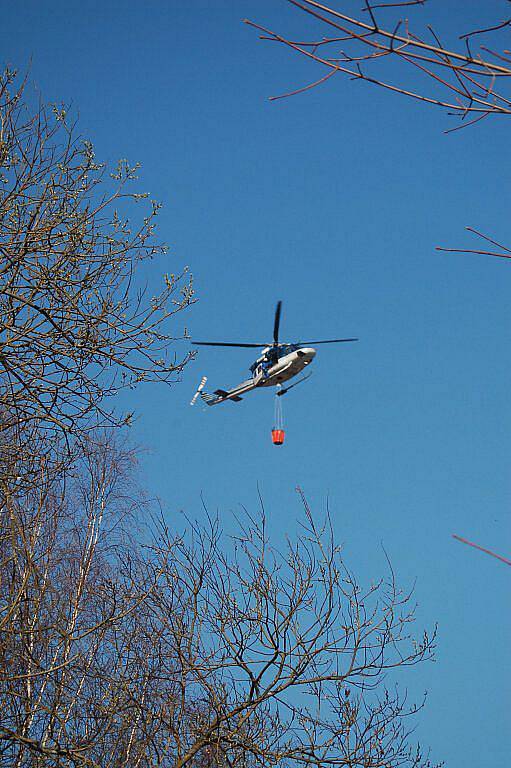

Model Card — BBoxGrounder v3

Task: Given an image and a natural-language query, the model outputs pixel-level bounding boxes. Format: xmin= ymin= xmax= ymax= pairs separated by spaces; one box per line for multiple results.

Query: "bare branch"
xmin=452 ymin=534 xmax=511 ymax=566
xmin=247 ymin=1 xmax=511 ymax=126
xmin=436 ymin=226 xmax=511 ymax=260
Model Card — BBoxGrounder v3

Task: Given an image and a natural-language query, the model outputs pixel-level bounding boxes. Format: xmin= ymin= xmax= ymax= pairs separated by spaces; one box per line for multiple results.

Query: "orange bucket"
xmin=271 ymin=429 xmax=285 ymax=446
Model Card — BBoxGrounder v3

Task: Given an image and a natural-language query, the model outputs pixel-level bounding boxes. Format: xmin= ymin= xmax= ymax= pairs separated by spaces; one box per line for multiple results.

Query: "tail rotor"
xmin=190 ymin=376 xmax=208 ymax=406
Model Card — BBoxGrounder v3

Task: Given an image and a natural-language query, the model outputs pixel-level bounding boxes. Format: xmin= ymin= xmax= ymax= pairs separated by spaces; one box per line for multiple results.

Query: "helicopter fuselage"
xmin=253 ymin=346 xmax=316 ymax=387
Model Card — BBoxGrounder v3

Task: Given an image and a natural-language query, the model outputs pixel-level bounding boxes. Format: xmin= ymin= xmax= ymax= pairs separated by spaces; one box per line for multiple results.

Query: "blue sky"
xmin=3 ymin=1 xmax=510 ymax=764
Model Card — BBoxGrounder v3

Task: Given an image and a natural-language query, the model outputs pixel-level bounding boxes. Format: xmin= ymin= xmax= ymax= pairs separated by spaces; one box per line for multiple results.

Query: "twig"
xmin=436 ymin=246 xmax=511 ymax=259
xmin=460 ymin=18 xmax=511 ymax=41
xmin=269 ymin=68 xmax=338 ymax=100
xmin=452 ymin=534 xmax=511 ymax=566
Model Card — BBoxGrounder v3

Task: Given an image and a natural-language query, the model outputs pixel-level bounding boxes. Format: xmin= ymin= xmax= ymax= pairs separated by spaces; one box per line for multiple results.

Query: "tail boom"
xmin=201 ymin=388 xmax=244 ymax=406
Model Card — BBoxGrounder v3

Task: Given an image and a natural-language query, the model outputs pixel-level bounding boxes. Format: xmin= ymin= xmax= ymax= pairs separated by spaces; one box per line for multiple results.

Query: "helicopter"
xmin=190 ymin=302 xmax=357 ymax=406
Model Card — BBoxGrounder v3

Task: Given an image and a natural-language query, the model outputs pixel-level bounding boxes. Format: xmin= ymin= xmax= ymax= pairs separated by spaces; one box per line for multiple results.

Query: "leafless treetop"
xmin=0 ymin=68 xmax=194 ymax=453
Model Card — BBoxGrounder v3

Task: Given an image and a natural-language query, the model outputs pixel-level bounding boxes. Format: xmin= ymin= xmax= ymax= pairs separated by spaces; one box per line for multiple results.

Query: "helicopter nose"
xmin=297 ymin=347 xmax=316 ymax=362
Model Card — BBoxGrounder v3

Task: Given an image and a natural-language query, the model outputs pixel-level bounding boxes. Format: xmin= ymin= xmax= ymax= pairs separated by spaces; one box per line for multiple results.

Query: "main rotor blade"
xmin=192 ymin=341 xmax=268 ymax=348
xmin=300 ymin=338 xmax=358 ymax=345
xmin=273 ymin=301 xmax=282 ymax=346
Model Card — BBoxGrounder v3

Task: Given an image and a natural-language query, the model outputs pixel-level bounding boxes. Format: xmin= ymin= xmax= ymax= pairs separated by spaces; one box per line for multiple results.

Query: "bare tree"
xmin=0 ymin=67 xmax=194 ymax=452
xmin=0 ymin=434 xmax=156 ymax=766
xmin=0 ymin=439 xmax=438 ymax=767
xmin=146 ymin=492 xmax=437 ymax=768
